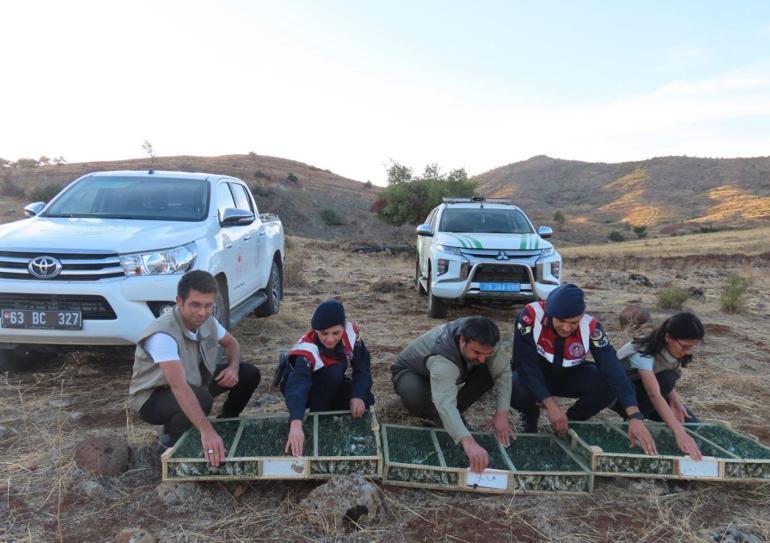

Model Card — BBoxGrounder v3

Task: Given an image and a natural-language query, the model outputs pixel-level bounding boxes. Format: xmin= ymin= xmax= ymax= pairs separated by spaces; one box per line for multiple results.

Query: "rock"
xmin=156 ymin=481 xmax=198 ymax=506
xmin=114 ymin=527 xmax=157 ymax=543
xmin=708 ymin=526 xmax=763 ymax=543
xmin=76 ymin=365 xmax=100 ymax=377
xmin=688 ymin=286 xmax=705 ymax=301
xmin=129 ymin=444 xmax=161 ymax=472
xmin=619 ymin=304 xmax=651 ymax=328
xmin=299 ymin=475 xmax=383 ymax=531
xmin=68 ymin=411 xmax=85 ymax=423
xmin=74 ymin=436 xmax=130 ymax=476
xmin=76 ymin=478 xmax=105 ymax=498
xmin=48 ymin=399 xmax=72 ymax=408
xmin=629 ymin=273 xmax=652 ymax=287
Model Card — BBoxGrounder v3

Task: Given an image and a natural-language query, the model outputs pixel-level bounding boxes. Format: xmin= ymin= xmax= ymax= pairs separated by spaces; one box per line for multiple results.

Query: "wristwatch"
xmin=628 ymin=411 xmax=644 ymax=421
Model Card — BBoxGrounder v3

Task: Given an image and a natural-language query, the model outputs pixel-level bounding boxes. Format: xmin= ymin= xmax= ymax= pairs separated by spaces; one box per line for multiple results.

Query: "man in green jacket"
xmin=391 ymin=316 xmax=514 ymax=473
xmin=128 ymin=270 xmax=260 ymax=466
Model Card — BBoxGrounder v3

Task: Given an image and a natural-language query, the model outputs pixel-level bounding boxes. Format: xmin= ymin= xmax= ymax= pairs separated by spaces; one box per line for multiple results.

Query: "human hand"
xmin=670 ymin=401 xmax=690 ymax=424
xmin=485 ymin=410 xmax=516 ymax=447
xmin=628 ymin=419 xmax=658 ymax=455
xmin=284 ymin=420 xmax=305 ymax=457
xmin=675 ymin=430 xmax=702 ymax=461
xmin=201 ymin=427 xmax=226 ymax=467
xmin=460 ymin=436 xmax=489 ymax=474
xmin=546 ymin=404 xmax=569 ymax=436
xmin=215 ymin=366 xmax=239 ymax=388
xmin=350 ymin=398 xmax=366 ymax=418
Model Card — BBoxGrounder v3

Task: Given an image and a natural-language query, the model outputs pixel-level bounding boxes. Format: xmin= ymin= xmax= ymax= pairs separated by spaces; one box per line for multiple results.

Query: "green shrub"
xmin=0 ymin=179 xmax=25 ymax=197
xmin=608 ymin=230 xmax=625 ymax=242
xmin=250 ymin=184 xmax=272 ymax=197
xmin=553 ymin=210 xmax=565 ymax=227
xmin=657 ymin=286 xmax=690 ymax=310
xmin=633 ymin=225 xmax=647 ymax=239
xmin=14 ymin=158 xmax=38 ymax=168
xmin=254 ymin=170 xmax=270 ymax=180
xmin=720 ymin=274 xmax=751 ymax=313
xmin=320 ymin=209 xmax=344 ymax=226
xmin=27 ymin=183 xmax=63 ymax=202
xmin=364 ymin=180 xmax=373 ymax=189
xmin=287 ymin=173 xmax=299 ymax=183
xmin=699 ymin=223 xmax=719 ymax=234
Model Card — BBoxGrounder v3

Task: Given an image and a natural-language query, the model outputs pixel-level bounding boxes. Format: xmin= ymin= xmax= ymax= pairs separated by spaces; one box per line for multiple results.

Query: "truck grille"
xmin=0 ymin=250 xmax=124 ymax=281
xmin=473 ymin=264 xmax=532 ymax=283
xmin=0 ymin=293 xmax=117 ymax=319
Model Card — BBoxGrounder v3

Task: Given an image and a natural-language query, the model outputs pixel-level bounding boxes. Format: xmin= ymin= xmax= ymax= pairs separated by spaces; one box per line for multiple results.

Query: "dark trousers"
xmin=510 ymin=364 xmax=614 ymax=421
xmin=630 ymin=370 xmax=698 ymax=422
xmin=138 ymin=363 xmax=261 ymax=440
xmin=393 ymin=365 xmax=494 ymax=421
xmin=303 ymin=362 xmax=375 ymax=412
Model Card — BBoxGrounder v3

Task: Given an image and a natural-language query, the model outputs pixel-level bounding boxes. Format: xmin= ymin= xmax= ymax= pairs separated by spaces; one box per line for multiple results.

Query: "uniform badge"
xmin=568 ymin=343 xmax=585 ymax=358
xmin=590 ymin=327 xmax=609 ymax=348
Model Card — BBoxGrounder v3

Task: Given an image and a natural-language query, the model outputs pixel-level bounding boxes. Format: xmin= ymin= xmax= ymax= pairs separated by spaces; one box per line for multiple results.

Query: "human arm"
xmin=668 ymin=389 xmax=692 ymax=423
xmin=639 ymin=370 xmax=700 ymax=459
xmin=214 ymin=331 xmax=241 ymax=388
xmin=485 ymin=350 xmax=515 ymax=446
xmin=350 ymin=339 xmax=373 ymax=418
xmin=158 ymin=361 xmax=225 ymax=466
xmin=283 ymin=357 xmax=313 ymax=456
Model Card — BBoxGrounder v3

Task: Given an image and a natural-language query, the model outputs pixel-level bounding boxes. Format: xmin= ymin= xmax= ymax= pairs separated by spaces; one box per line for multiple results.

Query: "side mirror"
xmin=220 ymin=208 xmax=255 ymax=225
xmin=24 ymin=202 xmax=46 ymax=217
xmin=416 ymin=224 xmax=434 ymax=237
xmin=537 ymin=226 xmax=553 ymax=238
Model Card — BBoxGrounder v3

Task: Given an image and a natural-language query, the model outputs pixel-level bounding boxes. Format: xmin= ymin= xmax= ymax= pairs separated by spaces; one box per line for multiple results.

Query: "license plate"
xmin=479 ymin=283 xmax=521 ymax=292
xmin=1 ymin=309 xmax=82 ymax=330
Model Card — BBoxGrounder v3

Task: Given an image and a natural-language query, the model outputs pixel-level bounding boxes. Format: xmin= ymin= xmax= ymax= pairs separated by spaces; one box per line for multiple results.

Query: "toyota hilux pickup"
xmin=0 ymin=170 xmax=284 ymax=363
xmin=415 ymin=197 xmax=562 ymax=318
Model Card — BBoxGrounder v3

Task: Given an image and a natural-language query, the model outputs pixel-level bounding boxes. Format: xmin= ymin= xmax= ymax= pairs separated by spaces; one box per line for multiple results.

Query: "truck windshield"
xmin=42 ymin=177 xmax=210 ymax=221
xmin=439 ymin=208 xmax=533 ymax=234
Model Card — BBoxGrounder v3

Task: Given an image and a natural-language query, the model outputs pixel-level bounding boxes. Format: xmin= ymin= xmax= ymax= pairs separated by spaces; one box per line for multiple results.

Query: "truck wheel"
xmin=256 ymin=261 xmax=282 ymax=317
xmin=427 ymin=274 xmax=448 ymax=319
xmin=215 ymin=277 xmax=230 ymax=329
xmin=415 ymin=261 xmax=427 ymax=296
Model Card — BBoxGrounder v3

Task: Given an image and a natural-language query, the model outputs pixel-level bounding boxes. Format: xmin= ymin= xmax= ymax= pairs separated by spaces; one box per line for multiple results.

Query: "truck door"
xmin=228 ymin=182 xmax=264 ymax=293
xmin=216 ymin=182 xmax=251 ymax=306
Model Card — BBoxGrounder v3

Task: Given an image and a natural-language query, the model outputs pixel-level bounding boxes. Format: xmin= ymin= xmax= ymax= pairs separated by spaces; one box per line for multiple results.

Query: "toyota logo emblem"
xmin=28 ymin=256 xmax=63 ymax=279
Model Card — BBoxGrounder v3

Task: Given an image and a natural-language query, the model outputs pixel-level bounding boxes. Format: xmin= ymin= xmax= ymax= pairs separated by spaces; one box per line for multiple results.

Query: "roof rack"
xmin=442 ymin=196 xmax=512 ymax=204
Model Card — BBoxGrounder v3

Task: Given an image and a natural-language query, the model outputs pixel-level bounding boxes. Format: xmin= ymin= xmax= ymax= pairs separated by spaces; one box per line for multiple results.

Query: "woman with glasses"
xmin=616 ymin=312 xmax=705 ymax=459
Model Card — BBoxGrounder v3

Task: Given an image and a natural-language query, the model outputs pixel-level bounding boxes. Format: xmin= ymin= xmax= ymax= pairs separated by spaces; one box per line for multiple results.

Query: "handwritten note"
xmin=678 ymin=456 xmax=719 ymax=478
xmin=464 ymin=469 xmax=509 ymax=490
xmin=262 ymin=459 xmax=306 ymax=477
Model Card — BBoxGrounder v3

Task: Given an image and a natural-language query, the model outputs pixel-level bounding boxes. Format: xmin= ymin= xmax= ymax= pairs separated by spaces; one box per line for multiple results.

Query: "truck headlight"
xmin=541 ymin=247 xmax=554 ymax=257
xmin=120 ymin=243 xmax=197 ymax=276
xmin=437 ymin=258 xmax=449 ymax=275
xmin=435 ymin=244 xmax=463 ymax=256
xmin=551 ymin=261 xmax=561 ymax=278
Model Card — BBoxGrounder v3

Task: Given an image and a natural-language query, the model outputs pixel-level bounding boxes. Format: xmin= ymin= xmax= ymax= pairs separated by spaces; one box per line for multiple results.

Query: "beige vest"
xmin=128 ymin=307 xmax=221 ymax=412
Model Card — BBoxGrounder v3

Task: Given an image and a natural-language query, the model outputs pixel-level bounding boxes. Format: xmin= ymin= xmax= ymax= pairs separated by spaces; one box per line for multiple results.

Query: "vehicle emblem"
xmin=28 ymin=256 xmax=63 ymax=279
xmin=496 ymin=250 xmax=509 ymax=261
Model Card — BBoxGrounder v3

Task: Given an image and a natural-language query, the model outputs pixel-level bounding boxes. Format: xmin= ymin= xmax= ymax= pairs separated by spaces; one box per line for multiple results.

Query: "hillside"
xmin=474 ymin=155 xmax=770 ymax=245
xmin=0 ymin=154 xmax=411 ymax=242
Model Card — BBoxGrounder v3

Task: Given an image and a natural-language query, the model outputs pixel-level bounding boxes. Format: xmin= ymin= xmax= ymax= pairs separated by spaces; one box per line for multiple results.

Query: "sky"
xmin=2 ymin=0 xmax=769 ymax=184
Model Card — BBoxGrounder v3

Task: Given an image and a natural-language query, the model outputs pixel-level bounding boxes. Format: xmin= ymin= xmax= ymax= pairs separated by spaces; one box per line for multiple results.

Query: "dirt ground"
xmin=1 ymin=235 xmax=769 ymax=542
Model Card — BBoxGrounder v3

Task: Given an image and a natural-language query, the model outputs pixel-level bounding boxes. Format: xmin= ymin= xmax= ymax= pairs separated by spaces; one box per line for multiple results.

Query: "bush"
xmin=254 ymin=170 xmax=270 ymax=180
xmin=553 ymin=210 xmax=565 ymax=227
xmin=0 ymin=179 xmax=25 ymax=197
xmin=608 ymin=230 xmax=625 ymax=242
xmin=657 ymin=286 xmax=690 ymax=310
xmin=286 ymin=173 xmax=299 ymax=183
xmin=248 ymin=151 xmax=257 ymax=158
xmin=14 ymin=158 xmax=38 ymax=168
xmin=27 ymin=183 xmax=63 ymax=202
xmin=699 ymin=223 xmax=719 ymax=234
xmin=720 ymin=274 xmax=751 ymax=313
xmin=633 ymin=225 xmax=647 ymax=239
xmin=250 ymin=184 xmax=272 ymax=197
xmin=364 ymin=180 xmax=373 ymax=189
xmin=320 ymin=209 xmax=344 ymax=226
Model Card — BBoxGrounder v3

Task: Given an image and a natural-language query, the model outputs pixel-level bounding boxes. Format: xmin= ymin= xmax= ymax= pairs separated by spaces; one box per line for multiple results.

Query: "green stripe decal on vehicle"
xmin=448 ymin=234 xmax=468 ymax=248
xmin=465 ymin=236 xmax=483 ymax=248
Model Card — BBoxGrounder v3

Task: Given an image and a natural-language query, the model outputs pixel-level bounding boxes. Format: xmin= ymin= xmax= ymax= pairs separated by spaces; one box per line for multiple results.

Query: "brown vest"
xmin=128 ymin=307 xmax=221 ymax=412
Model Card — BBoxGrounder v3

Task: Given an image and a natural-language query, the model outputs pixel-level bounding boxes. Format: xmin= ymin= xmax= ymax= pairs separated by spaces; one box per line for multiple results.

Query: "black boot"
xmin=518 ymin=411 xmax=539 ymax=433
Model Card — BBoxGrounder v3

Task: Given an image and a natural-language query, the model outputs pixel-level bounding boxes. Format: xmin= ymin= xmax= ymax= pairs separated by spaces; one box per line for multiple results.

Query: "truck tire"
xmin=415 ymin=260 xmax=427 ymax=296
xmin=215 ymin=277 xmax=230 ymax=330
xmin=256 ymin=261 xmax=282 ymax=317
xmin=427 ymin=273 xmax=448 ymax=319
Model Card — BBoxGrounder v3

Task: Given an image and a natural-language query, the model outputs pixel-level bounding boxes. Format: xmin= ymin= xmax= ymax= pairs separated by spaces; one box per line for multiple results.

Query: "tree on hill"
xmin=374 ymin=161 xmax=477 ymax=225
xmin=633 ymin=225 xmax=647 ymax=239
xmin=553 ymin=210 xmax=565 ymax=228
xmin=14 ymin=158 xmax=38 ymax=168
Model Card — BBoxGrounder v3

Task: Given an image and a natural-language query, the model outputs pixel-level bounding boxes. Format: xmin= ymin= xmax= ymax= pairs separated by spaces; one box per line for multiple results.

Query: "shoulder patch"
xmin=516 ymin=320 xmax=533 ymax=336
xmin=590 ymin=326 xmax=610 ymax=348
xmin=590 ymin=327 xmax=603 ymax=341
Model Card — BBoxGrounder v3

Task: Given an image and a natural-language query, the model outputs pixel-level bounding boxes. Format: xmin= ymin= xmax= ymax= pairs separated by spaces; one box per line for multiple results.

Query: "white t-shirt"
xmin=143 ymin=319 xmax=227 ymax=363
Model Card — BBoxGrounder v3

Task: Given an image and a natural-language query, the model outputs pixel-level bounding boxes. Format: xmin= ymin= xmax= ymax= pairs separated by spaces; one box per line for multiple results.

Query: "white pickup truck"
xmin=0 ymin=170 xmax=284 ymax=363
xmin=416 ymin=197 xmax=562 ymax=318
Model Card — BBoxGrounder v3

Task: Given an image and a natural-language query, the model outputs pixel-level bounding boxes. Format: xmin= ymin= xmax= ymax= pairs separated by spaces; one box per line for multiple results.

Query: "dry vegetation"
xmin=1 ymin=229 xmax=770 ymax=542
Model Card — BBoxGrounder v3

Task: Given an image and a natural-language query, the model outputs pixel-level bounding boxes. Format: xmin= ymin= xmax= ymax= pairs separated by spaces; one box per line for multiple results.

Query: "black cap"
xmin=544 ymin=284 xmax=586 ymax=319
xmin=310 ymin=300 xmax=346 ymax=331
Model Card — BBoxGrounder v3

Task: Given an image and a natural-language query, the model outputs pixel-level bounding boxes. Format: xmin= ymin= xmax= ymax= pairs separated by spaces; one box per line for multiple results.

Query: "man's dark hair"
xmin=177 ymin=270 xmax=218 ymax=300
xmin=458 ymin=316 xmax=500 ymax=347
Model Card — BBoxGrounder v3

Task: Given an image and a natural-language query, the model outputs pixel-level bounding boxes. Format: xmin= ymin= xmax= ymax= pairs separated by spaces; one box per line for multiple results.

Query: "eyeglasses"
xmin=673 ymin=338 xmax=699 ymax=353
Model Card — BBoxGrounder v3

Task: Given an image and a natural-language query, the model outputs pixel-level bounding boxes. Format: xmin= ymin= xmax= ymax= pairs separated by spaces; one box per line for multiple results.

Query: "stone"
xmin=369 ymin=279 xmax=399 ymax=293
xmin=76 ymin=478 xmax=105 ymax=498
xmin=708 ymin=526 xmax=763 ymax=543
xmin=74 ymin=436 xmax=130 ymax=476
xmin=299 ymin=475 xmax=383 ymax=531
xmin=155 ymin=481 xmax=198 ymax=506
xmin=688 ymin=286 xmax=705 ymax=301
xmin=76 ymin=365 xmax=100 ymax=377
xmin=619 ymin=304 xmax=651 ymax=328
xmin=129 ymin=444 xmax=162 ymax=472
xmin=114 ymin=527 xmax=157 ymax=543
xmin=68 ymin=411 xmax=85 ymax=423
xmin=629 ymin=273 xmax=652 ymax=287
xmin=48 ymin=399 xmax=72 ymax=408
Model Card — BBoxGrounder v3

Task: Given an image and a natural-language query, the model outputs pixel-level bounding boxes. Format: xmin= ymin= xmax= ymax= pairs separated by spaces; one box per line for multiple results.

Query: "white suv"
xmin=415 ymin=197 xmax=562 ymax=318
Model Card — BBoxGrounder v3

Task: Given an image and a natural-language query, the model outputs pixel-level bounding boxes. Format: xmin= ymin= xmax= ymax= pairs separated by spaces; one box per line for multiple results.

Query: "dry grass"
xmin=1 ymin=233 xmax=769 ymax=542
